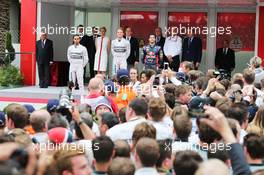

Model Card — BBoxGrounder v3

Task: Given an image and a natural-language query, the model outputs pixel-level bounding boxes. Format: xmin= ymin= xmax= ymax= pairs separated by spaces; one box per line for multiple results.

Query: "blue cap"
xmin=23 ymin=104 xmax=35 ymax=114
xmin=105 ymin=80 xmax=115 ymax=93
xmin=117 ymin=69 xmax=129 ymax=80
xmin=47 ymin=99 xmax=59 ymax=113
xmin=0 ymin=111 xmax=6 ymax=127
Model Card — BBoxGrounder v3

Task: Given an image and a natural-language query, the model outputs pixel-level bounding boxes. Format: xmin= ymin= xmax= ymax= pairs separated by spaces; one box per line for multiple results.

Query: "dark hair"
xmin=156 ymin=139 xmax=172 ymax=169
xmin=114 ymin=140 xmax=130 ymax=158
xmin=48 ymin=113 xmax=69 ymax=130
xmin=164 ymin=93 xmax=175 ymax=109
xmin=136 ymin=138 xmax=160 ymax=167
xmin=6 ymin=104 xmax=28 ymax=129
xmin=227 ymin=102 xmax=248 ymax=126
xmin=208 ymin=146 xmax=229 ymax=163
xmin=101 ymin=112 xmax=119 ymax=129
xmin=129 ymin=98 xmax=148 ymax=116
xmin=243 ymin=68 xmax=255 ymax=85
xmin=92 ymin=136 xmax=114 ymax=163
xmin=118 ymin=107 xmax=126 ymax=123
xmin=173 ymin=150 xmax=203 ymax=175
xmin=244 ymin=133 xmax=264 ymax=159
xmin=145 ymin=69 xmax=156 ymax=81
xmin=198 ymin=121 xmax=222 ymax=144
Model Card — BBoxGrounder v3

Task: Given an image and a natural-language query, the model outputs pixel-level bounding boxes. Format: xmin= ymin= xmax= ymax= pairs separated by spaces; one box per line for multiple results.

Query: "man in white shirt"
xmin=134 ymin=138 xmax=160 ymax=175
xmin=106 ymin=98 xmax=147 ymax=142
xmin=164 ymin=32 xmax=182 ymax=71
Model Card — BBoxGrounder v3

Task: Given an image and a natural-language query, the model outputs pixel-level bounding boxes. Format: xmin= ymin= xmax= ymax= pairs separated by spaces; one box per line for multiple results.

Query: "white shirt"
xmin=164 ymin=36 xmax=182 ymax=57
xmin=135 ymin=167 xmax=159 ymax=175
xmin=149 ymin=120 xmax=174 ymax=140
xmin=106 ymin=117 xmax=146 ymax=142
xmin=67 ymin=44 xmax=89 ymax=66
xmin=254 ymin=67 xmax=264 ymax=84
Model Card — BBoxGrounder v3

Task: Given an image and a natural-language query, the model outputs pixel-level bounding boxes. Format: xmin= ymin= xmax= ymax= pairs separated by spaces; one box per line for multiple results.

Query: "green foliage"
xmin=4 ymin=32 xmax=15 ymax=64
xmin=0 ymin=64 xmax=23 ymax=87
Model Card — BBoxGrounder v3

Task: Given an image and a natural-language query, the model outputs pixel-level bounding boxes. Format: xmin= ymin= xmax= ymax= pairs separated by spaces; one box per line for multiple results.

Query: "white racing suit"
xmin=67 ymin=44 xmax=88 ymax=95
xmin=111 ymin=38 xmax=130 ymax=74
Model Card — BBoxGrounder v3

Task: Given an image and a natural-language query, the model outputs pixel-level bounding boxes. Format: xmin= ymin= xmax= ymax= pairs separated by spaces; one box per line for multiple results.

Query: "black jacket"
xmin=36 ymin=39 xmax=53 ymax=65
xmin=125 ymin=36 xmax=139 ymax=65
xmin=80 ymin=35 xmax=96 ymax=62
xmin=215 ymin=47 xmax=235 ymax=71
xmin=182 ymin=37 xmax=202 ymax=63
xmin=156 ymin=36 xmax=165 ymax=49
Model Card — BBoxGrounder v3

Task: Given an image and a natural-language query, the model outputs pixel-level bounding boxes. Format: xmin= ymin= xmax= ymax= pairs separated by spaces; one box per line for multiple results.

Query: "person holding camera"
xmin=67 ymin=35 xmax=89 ymax=95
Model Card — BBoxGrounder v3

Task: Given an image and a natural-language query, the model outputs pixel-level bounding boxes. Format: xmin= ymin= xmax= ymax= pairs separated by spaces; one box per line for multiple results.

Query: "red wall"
xmin=20 ymin=0 xmax=37 ymax=85
xmin=258 ymin=6 xmax=264 ymax=65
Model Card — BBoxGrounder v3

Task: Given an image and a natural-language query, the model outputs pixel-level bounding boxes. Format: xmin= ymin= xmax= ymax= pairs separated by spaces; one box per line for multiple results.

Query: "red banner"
xmin=216 ymin=13 xmax=255 ymax=51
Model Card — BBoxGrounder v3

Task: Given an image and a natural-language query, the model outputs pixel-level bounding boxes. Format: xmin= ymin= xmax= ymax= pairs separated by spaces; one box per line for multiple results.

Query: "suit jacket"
xmin=125 ymin=36 xmax=139 ymax=65
xmin=36 ymin=39 xmax=53 ymax=65
xmin=215 ymin=47 xmax=235 ymax=71
xmin=182 ymin=37 xmax=202 ymax=63
xmin=156 ymin=36 xmax=165 ymax=49
xmin=87 ymin=35 xmax=98 ymax=62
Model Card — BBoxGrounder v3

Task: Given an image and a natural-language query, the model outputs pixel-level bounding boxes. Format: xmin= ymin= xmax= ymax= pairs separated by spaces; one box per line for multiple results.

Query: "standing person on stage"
xmin=125 ymin=27 xmax=139 ymax=70
xmin=36 ymin=32 xmax=53 ymax=88
xmin=67 ymin=35 xmax=89 ymax=95
xmin=155 ymin=27 xmax=165 ymax=49
xmin=164 ymin=30 xmax=182 ymax=72
xmin=215 ymin=40 xmax=235 ymax=76
xmin=94 ymin=27 xmax=110 ymax=75
xmin=182 ymin=30 xmax=202 ymax=70
xmin=87 ymin=26 xmax=99 ymax=78
xmin=78 ymin=25 xmax=89 ymax=82
xmin=111 ymin=28 xmax=130 ymax=74
xmin=142 ymin=34 xmax=162 ymax=71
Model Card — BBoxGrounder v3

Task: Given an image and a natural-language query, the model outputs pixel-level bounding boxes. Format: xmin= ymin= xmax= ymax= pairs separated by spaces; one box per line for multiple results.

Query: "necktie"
xmin=41 ymin=40 xmax=45 ymax=48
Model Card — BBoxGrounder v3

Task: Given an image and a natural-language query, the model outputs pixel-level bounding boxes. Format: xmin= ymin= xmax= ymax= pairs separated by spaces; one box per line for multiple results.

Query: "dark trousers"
xmin=38 ymin=63 xmax=50 ymax=87
xmin=170 ymin=55 xmax=180 ymax=72
xmin=89 ymin=57 xmax=95 ymax=78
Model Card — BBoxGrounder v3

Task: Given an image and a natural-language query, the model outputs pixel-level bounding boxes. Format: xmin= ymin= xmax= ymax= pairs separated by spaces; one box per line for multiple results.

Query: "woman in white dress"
xmin=94 ymin=27 xmax=110 ymax=75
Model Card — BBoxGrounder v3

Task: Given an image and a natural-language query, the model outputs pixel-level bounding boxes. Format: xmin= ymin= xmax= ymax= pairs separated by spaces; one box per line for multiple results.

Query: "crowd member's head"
xmin=114 ymin=139 xmax=130 ymax=158
xmin=5 ymin=104 xmax=28 ymax=130
xmin=117 ymin=69 xmax=130 ymax=86
xmin=108 ymin=157 xmax=135 ymax=175
xmin=125 ymin=27 xmax=133 ymax=37
xmin=215 ymin=98 xmax=232 ymax=116
xmin=8 ymin=128 xmax=33 ymax=147
xmin=135 ymin=138 xmax=160 ymax=168
xmin=155 ymin=27 xmax=162 ymax=37
xmin=0 ymin=112 xmax=6 ymax=131
xmin=116 ymin=28 xmax=124 ymax=39
xmin=194 ymin=77 xmax=207 ymax=95
xmin=198 ymin=121 xmax=222 ymax=145
xmin=92 ymin=136 xmax=115 ymax=172
xmin=88 ymin=77 xmax=104 ymax=94
xmin=53 ymin=145 xmax=92 ymax=175
xmin=207 ymin=147 xmax=230 ymax=167
xmin=227 ymin=118 xmax=241 ymax=142
xmin=149 ymin=34 xmax=156 ymax=45
xmin=174 ymin=85 xmax=192 ymax=105
xmin=100 ymin=112 xmax=119 ymax=136
xmin=23 ymin=104 xmax=35 ymax=115
xmin=243 ymin=68 xmax=255 ymax=85
xmin=180 ymin=61 xmax=193 ymax=74
xmin=156 ymin=139 xmax=172 ymax=174
xmin=95 ymin=98 xmax=113 ymax=116
xmin=250 ymin=56 xmax=262 ymax=69
xmin=74 ymin=112 xmax=93 ymax=140
xmin=171 ymin=107 xmax=192 ymax=141
xmin=132 ymin=122 xmax=156 ymax=146
xmin=250 ymin=105 xmax=264 ymax=134
xmin=129 ymin=68 xmax=138 ymax=83
xmin=144 ymin=69 xmax=156 ymax=82
xmin=173 ymin=150 xmax=203 ymax=175
xmin=243 ymin=133 xmax=264 ymax=164
xmin=72 ymin=34 xmax=81 ymax=45
xmin=100 ymin=26 xmax=106 ymax=37
xmin=118 ymin=107 xmax=126 ymax=123
xmin=140 ymin=70 xmax=147 ymax=83
xmin=227 ymin=102 xmax=248 ymax=130
xmin=148 ymin=98 xmax=167 ymax=122
xmin=48 ymin=127 xmax=73 ymax=144
xmin=48 ymin=113 xmax=69 ymax=130
xmin=126 ymin=98 xmax=148 ymax=121
xmin=30 ymin=110 xmax=51 ymax=133
xmin=47 ymin=99 xmax=60 ymax=114
xmin=188 ymin=70 xmax=204 ymax=83
xmin=78 ymin=104 xmax=92 ymax=114
xmin=195 ymin=159 xmax=229 ymax=175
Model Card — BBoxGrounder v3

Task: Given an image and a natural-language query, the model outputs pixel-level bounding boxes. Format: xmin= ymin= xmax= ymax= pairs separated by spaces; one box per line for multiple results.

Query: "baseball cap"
xmin=23 ymin=104 xmax=35 ymax=114
xmin=94 ymin=97 xmax=113 ymax=112
xmin=0 ymin=111 xmax=5 ymax=127
xmin=47 ymin=99 xmax=59 ymax=113
xmin=189 ymin=96 xmax=206 ymax=110
xmin=48 ymin=127 xmax=73 ymax=144
xmin=101 ymin=112 xmax=119 ymax=129
xmin=117 ymin=69 xmax=129 ymax=80
xmin=105 ymin=80 xmax=116 ymax=93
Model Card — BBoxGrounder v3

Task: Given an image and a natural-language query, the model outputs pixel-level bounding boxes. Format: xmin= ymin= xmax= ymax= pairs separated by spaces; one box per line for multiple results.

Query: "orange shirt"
xmin=114 ymin=86 xmax=136 ymax=109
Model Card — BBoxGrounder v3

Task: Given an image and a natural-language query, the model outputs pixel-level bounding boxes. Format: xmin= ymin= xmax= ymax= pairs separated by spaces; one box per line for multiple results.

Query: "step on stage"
xmin=0 ymin=86 xmax=84 ymax=110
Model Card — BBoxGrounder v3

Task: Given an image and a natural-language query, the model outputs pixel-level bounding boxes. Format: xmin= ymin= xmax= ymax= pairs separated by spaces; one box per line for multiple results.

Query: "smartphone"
xmin=164 ymin=62 xmax=169 ymax=70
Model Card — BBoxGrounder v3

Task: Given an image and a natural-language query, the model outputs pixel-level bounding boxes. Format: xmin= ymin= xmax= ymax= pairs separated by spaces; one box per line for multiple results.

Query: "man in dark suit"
xmin=125 ymin=27 xmax=139 ymax=70
xmin=87 ymin=26 xmax=99 ymax=78
xmin=215 ymin=40 xmax=235 ymax=74
xmin=155 ymin=27 xmax=165 ymax=68
xmin=36 ymin=33 xmax=53 ymax=88
xmin=182 ymin=32 xmax=202 ymax=70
